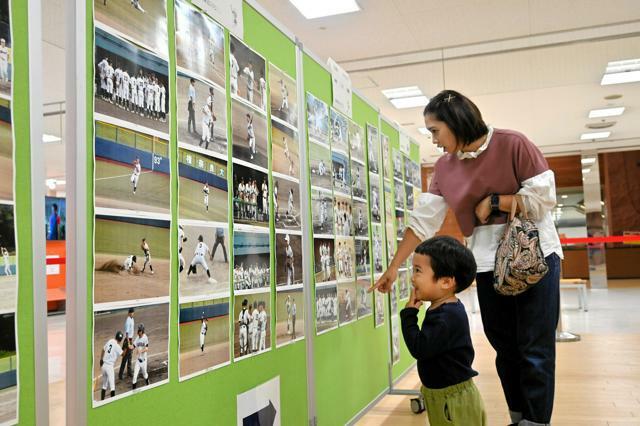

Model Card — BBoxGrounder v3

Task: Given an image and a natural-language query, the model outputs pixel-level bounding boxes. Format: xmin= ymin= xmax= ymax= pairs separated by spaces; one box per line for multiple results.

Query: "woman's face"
xmin=424 ymin=114 xmax=458 ymax=154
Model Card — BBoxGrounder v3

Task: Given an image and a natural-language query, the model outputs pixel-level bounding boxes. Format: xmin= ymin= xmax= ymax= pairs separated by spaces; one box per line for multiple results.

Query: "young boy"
xmin=400 ymin=236 xmax=486 ymax=426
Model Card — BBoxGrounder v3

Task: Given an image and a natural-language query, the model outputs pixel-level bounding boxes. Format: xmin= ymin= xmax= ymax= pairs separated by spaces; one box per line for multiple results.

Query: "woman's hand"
xmin=405 ymin=289 xmax=423 ymax=310
xmin=370 ymin=266 xmax=398 ymax=293
xmin=475 ymin=195 xmax=492 ymax=224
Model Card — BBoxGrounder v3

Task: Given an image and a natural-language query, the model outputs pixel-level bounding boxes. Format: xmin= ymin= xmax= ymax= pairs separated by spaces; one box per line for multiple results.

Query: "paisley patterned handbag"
xmin=494 ymin=196 xmax=549 ymax=296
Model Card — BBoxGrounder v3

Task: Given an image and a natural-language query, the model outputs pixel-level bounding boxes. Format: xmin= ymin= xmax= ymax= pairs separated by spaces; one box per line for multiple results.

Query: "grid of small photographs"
xmin=93 ymin=2 xmax=170 ymax=404
xmin=367 ymin=124 xmax=385 ymax=329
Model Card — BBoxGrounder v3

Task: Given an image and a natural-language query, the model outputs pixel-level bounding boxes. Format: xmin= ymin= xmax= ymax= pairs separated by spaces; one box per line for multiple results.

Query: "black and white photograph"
xmin=369 ymin=175 xmax=381 ymax=223
xmin=0 ymin=204 xmax=16 ymax=315
xmin=351 ymin=161 xmax=366 ymax=199
xmin=269 ymin=64 xmax=298 ymax=129
xmin=94 ymin=214 xmax=170 ymax=305
xmin=366 ymin=124 xmax=380 ymax=174
xmin=94 ymin=0 xmax=168 ymax=58
xmin=229 ymin=36 xmax=267 ymax=112
xmin=316 ymin=284 xmax=337 ymax=334
xmin=374 ymin=289 xmax=385 ymax=328
xmin=333 ymin=195 xmax=353 ymax=237
xmin=306 ymin=92 xmax=328 ymax=142
xmin=311 ymin=189 xmax=334 ymax=235
xmin=178 ymin=223 xmax=229 ymax=299
xmin=273 ymin=176 xmax=301 ymax=231
xmin=92 ymin=303 xmax=169 ymax=405
xmin=95 ymin=121 xmax=170 ymax=216
xmin=391 ymin=315 xmax=400 ymax=364
xmin=275 ymin=232 xmax=302 ymax=287
xmin=330 ymin=108 xmax=348 ymax=154
xmin=372 ymin=225 xmax=384 ymax=274
xmin=353 ymin=199 xmax=369 ymax=238
xmin=394 ymin=179 xmax=405 ymax=208
xmin=386 ymin=223 xmax=397 ymax=266
xmin=309 ymin=140 xmax=332 ymax=189
xmin=0 ymin=312 xmax=16 ymax=423
xmin=177 ymin=73 xmax=227 ymax=156
xmin=384 ymin=181 xmax=394 ymax=219
xmin=175 ymin=0 xmax=225 ymax=88
xmin=348 ymin=121 xmax=364 ymax=164
xmin=356 ymin=277 xmax=372 ymax=319
xmin=179 ymin=298 xmax=230 ymax=379
xmin=390 ymin=285 xmax=399 ymax=317
xmin=355 ymin=238 xmax=370 ymax=277
xmin=331 ymin=150 xmax=351 ymax=196
xmin=313 ymin=238 xmax=335 ymax=284
xmin=395 ymin=209 xmax=406 ymax=239
xmin=0 ymin=101 xmax=12 ymax=200
xmin=405 ymin=183 xmax=415 ymax=211
xmin=381 ymin=133 xmax=391 ymax=181
xmin=271 ymin=119 xmax=299 ymax=180
xmin=178 ymin=147 xmax=228 ymax=223
xmin=334 ymin=236 xmax=355 ymax=282
xmin=0 ymin=5 xmax=11 ymax=99
xmin=393 ymin=150 xmax=403 ymax=180
xmin=232 ymin=163 xmax=269 ymax=227
xmin=276 ymin=288 xmax=304 ymax=347
xmin=231 ymin=99 xmax=268 ymax=170
xmin=398 ymin=269 xmax=409 ymax=300
xmin=405 ymin=157 xmax=421 ymax=188
xmin=233 ymin=229 xmax=270 ymax=292
xmin=234 ymin=293 xmax=271 ymax=359
xmin=337 ymin=282 xmax=357 ymax=325
xmin=95 ymin=28 xmax=169 ymax=135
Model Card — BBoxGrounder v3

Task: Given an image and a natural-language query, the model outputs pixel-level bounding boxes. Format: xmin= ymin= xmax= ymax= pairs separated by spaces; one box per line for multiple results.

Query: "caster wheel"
xmin=410 ymin=397 xmax=425 ymax=414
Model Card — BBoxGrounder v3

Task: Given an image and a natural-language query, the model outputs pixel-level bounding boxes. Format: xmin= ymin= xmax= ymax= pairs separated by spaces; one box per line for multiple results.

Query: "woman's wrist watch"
xmin=490 ymin=193 xmax=500 ymax=215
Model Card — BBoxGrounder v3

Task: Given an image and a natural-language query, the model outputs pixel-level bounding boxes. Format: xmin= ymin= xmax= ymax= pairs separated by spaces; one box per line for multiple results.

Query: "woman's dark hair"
xmin=414 ymin=235 xmax=477 ymax=293
xmin=423 ymin=90 xmax=488 ymax=146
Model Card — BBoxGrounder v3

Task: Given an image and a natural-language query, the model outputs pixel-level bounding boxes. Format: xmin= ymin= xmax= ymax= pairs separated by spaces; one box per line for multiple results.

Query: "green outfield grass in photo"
xmin=95 ymin=217 xmax=170 ymax=259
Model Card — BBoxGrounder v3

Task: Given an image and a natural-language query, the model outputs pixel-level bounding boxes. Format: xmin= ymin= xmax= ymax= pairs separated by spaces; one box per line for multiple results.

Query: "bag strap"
xmin=509 ymin=195 xmax=528 ymax=220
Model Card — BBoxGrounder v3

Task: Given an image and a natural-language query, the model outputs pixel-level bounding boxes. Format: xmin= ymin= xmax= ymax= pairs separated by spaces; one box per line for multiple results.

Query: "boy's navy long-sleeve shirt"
xmin=400 ymin=300 xmax=478 ymax=389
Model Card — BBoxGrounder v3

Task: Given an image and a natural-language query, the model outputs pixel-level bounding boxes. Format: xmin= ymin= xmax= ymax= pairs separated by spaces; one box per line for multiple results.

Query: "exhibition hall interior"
xmin=0 ymin=0 xmax=638 ymax=424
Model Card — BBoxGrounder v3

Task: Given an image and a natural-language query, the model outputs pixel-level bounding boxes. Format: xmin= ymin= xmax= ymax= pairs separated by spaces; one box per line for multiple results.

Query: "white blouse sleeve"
xmin=517 ymin=169 xmax=557 ymax=221
xmin=407 ymin=192 xmax=448 ymax=241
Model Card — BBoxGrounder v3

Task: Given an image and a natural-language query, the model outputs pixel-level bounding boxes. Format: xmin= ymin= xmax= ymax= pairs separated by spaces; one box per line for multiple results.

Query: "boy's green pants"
xmin=421 ymin=379 xmax=487 ymax=425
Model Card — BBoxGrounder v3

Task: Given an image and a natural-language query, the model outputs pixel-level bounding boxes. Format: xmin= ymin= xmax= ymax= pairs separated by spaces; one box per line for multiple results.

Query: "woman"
xmin=374 ymin=90 xmax=562 ymax=426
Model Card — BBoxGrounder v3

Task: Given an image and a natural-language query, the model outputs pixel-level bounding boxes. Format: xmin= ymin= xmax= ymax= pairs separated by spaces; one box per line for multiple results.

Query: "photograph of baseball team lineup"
xmin=233 ymin=229 xmax=270 ymax=293
xmin=315 ymin=284 xmax=338 ymax=334
xmin=232 ymin=163 xmax=269 ymax=227
xmin=234 ymin=294 xmax=271 ymax=359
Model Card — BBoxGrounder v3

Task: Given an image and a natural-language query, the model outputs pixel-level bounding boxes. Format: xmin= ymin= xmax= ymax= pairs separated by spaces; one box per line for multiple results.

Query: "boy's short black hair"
xmin=423 ymin=90 xmax=488 ymax=146
xmin=414 ymin=236 xmax=477 ymax=293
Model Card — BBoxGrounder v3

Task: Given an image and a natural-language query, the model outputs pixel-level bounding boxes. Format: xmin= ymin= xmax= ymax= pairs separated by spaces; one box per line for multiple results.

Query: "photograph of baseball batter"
xmin=306 ymin=92 xmax=328 ymax=143
xmin=331 ymin=150 xmax=351 ymax=197
xmin=334 ymin=236 xmax=355 ymax=282
xmin=92 ymin=303 xmax=169 ymax=404
xmin=229 ymin=36 xmax=267 ymax=112
xmin=276 ymin=288 xmax=304 ymax=347
xmin=348 ymin=121 xmax=364 ymax=165
xmin=177 ymin=72 xmax=227 ymax=157
xmin=178 ymin=298 xmax=230 ymax=380
xmin=0 ymin=101 xmax=13 ymax=201
xmin=234 ymin=294 xmax=271 ymax=360
xmin=94 ymin=121 xmax=170 ymax=216
xmin=95 ymin=28 xmax=170 ymax=136
xmin=353 ymin=199 xmax=369 ymax=238
xmin=355 ymin=277 xmax=372 ymax=319
xmin=366 ymin=124 xmax=380 ymax=175
xmin=271 ymin=119 xmax=299 ymax=180
xmin=330 ymin=108 xmax=349 ymax=154
xmin=232 ymin=163 xmax=269 ymax=227
xmin=94 ymin=0 xmax=168 ymax=58
xmin=94 ymin=214 xmax=170 ymax=305
xmin=311 ymin=189 xmax=334 ymax=236
xmin=315 ymin=284 xmax=338 ymax=334
xmin=275 ymin=231 xmax=302 ymax=288
xmin=231 ymin=99 xmax=268 ymax=170
xmin=0 ymin=204 xmax=16 ymax=315
xmin=178 ymin=223 xmax=229 ymax=299
xmin=269 ymin=64 xmax=298 ymax=129
xmin=337 ymin=282 xmax=357 ymax=326
xmin=178 ymin=147 xmax=228 ymax=223
xmin=273 ymin=176 xmax=301 ymax=231
xmin=174 ymin=0 xmax=225 ymax=88
xmin=309 ymin=140 xmax=332 ymax=190
xmin=233 ymin=228 xmax=270 ymax=292
xmin=350 ymin=161 xmax=366 ymax=200
xmin=313 ymin=237 xmax=335 ymax=284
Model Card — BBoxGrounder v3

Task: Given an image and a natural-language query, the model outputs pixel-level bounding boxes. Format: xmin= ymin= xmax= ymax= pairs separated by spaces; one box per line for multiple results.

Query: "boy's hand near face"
xmin=405 ymin=288 xmax=423 ymax=310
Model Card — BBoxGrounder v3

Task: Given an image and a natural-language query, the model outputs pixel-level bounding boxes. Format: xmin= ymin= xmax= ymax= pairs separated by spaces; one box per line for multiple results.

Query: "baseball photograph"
xmin=406 ymin=184 xmax=415 ymax=210
xmin=393 ymin=149 xmax=403 ymax=180
xmin=381 ymin=133 xmax=391 ymax=181
xmin=315 ymin=284 xmax=337 ymax=334
xmin=234 ymin=293 xmax=271 ymax=359
xmin=309 ymin=140 xmax=332 ymax=189
xmin=405 ymin=157 xmax=421 ymax=188
xmin=273 ymin=176 xmax=301 ymax=231
xmin=334 ymin=236 xmax=355 ymax=282
xmin=0 ymin=101 xmax=12 ymax=200
xmin=275 ymin=232 xmax=302 ymax=287
xmin=369 ymin=175 xmax=381 ymax=223
xmin=0 ymin=3 xmax=11 ymax=99
xmin=269 ymin=64 xmax=298 ymax=129
xmin=337 ymin=282 xmax=357 ymax=325
xmin=398 ymin=269 xmax=409 ymax=300
xmin=348 ymin=121 xmax=364 ymax=165
xmin=178 ymin=223 xmax=230 ymax=299
xmin=313 ymin=237 xmax=335 ymax=284
xmin=353 ymin=199 xmax=368 ymax=238
xmin=95 ymin=28 xmax=169 ymax=135
xmin=372 ymin=224 xmax=384 ymax=274
xmin=330 ymin=108 xmax=348 ymax=154
xmin=386 ymin=223 xmax=397 ymax=265
xmin=355 ymin=238 xmax=370 ymax=277
xmin=95 ymin=121 xmax=170 ymax=216
xmin=271 ymin=118 xmax=299 ymax=180
xmin=374 ymin=289 xmax=385 ymax=327
xmin=0 ymin=312 xmax=16 ymax=424
xmin=351 ymin=161 xmax=366 ymax=199
xmin=229 ymin=36 xmax=267 ymax=112
xmin=94 ymin=214 xmax=170 ymax=305
xmin=175 ymin=0 xmax=225 ymax=88
xmin=177 ymin=72 xmax=227 ymax=157
xmin=390 ymin=285 xmax=399 ymax=317
xmin=391 ymin=315 xmax=400 ymax=364
xmin=233 ymin=228 xmax=270 ymax=292
xmin=92 ymin=303 xmax=169 ymax=404
xmin=395 ymin=210 xmax=406 ymax=239
xmin=333 ymin=195 xmax=353 ymax=237
xmin=94 ymin=0 xmax=168 ymax=58
xmin=394 ymin=179 xmax=405 ymax=208
xmin=179 ymin=298 xmax=230 ymax=379
xmin=367 ymin=124 xmax=380 ymax=174
xmin=385 ymin=181 xmax=394 ymax=219
xmin=231 ymin=99 xmax=268 ymax=170
xmin=178 ymin=147 xmax=228 ymax=222
xmin=306 ymin=92 xmax=328 ymax=143
xmin=356 ymin=277 xmax=372 ymax=319
xmin=276 ymin=288 xmax=304 ymax=347
xmin=0 ymin=203 xmax=16 ymax=315
xmin=331 ymin=150 xmax=351 ymax=196
xmin=311 ymin=189 xmax=334 ymax=235
xmin=232 ymin=163 xmax=269 ymax=227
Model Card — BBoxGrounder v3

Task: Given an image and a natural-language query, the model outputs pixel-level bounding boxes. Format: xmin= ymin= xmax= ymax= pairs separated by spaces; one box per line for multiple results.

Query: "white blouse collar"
xmin=456 ymin=126 xmax=494 ymax=160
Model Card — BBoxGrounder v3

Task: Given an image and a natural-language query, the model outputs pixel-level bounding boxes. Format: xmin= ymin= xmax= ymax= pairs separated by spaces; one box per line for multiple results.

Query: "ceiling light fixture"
xmin=601 ymin=58 xmax=640 ymax=85
xmin=581 ymin=158 xmax=596 ymax=165
xmin=580 ymin=131 xmax=610 ymax=140
xmin=382 ymin=86 xmax=423 ymax=99
xmin=383 ymin=86 xmax=429 ymax=110
xmin=42 ymin=134 xmax=61 ymax=143
xmin=389 ymin=95 xmax=429 ymax=110
xmin=289 ymin=0 xmax=360 ymax=19
xmin=588 ymin=107 xmax=625 ymax=118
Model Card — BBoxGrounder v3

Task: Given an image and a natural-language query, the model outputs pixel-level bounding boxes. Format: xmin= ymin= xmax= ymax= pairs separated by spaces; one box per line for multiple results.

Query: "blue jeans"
xmin=476 ymin=253 xmax=560 ymax=424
